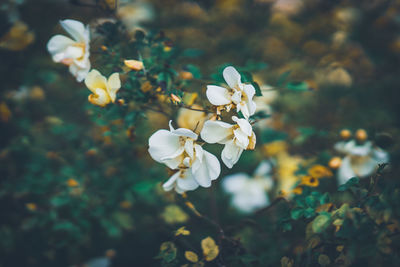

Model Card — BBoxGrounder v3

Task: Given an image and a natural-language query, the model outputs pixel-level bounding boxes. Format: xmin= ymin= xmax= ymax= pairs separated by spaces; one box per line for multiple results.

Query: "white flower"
xmin=334 ymin=139 xmax=389 ymax=185
xmin=47 ymin=19 xmax=91 ymax=82
xmin=222 ymin=161 xmax=273 ymax=213
xmin=200 ymin=116 xmax=256 ymax=168
xmin=206 ymin=66 xmax=256 ymax=119
xmin=148 ymin=121 xmax=221 ymax=193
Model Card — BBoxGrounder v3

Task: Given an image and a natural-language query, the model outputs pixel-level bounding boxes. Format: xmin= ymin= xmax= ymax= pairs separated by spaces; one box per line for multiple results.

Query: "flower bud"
xmin=355 ymin=129 xmax=368 ymax=142
xmin=328 ymin=157 xmax=342 ymax=169
xmin=340 ymin=129 xmax=352 ymax=140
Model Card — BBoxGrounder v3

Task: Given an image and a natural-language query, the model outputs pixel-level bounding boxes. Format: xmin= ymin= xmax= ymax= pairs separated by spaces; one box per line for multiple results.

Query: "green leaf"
xmin=312 ymin=213 xmax=331 ymax=233
xmin=159 ymin=241 xmax=177 ymax=263
xmin=338 ymin=177 xmax=359 ymax=191
xmin=320 ymin=193 xmax=330 ymax=204
xmin=240 ymin=71 xmax=253 ymax=83
xmin=252 ymin=82 xmax=262 ymax=96
xmin=291 ymin=208 xmax=304 ymax=220
xmin=286 ymin=81 xmax=309 ymax=91
xmin=276 ymin=70 xmax=291 ymax=87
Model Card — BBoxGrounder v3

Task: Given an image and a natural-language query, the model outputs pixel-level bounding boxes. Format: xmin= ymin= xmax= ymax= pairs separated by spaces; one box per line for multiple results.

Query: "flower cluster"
xmin=333 ymin=129 xmax=389 ymax=185
xmin=148 ymin=66 xmax=259 ymax=193
xmin=47 ymin=19 xmax=122 ymax=107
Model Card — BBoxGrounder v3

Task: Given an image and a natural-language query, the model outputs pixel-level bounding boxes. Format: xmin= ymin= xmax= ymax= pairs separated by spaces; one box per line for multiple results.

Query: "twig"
xmin=142 ymin=105 xmax=170 ymax=118
xmin=254 ymin=197 xmax=286 ymax=216
xmin=179 ymin=104 xmax=213 ymax=113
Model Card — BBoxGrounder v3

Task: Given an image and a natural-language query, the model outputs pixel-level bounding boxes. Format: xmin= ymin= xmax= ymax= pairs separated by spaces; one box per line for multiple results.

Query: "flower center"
xmin=72 ymin=42 xmax=86 ymax=60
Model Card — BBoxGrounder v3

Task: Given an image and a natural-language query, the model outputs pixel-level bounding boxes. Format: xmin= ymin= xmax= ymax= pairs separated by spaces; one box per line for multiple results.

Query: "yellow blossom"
xmin=276 ymin=152 xmax=302 ymax=194
xmin=263 ymin=141 xmax=287 ymax=157
xmin=308 ymin=165 xmax=333 ymax=179
xmin=29 ymin=86 xmax=45 ymax=101
xmin=85 ymin=69 xmax=121 ymax=107
xmin=300 ymin=175 xmax=319 ymax=187
xmin=292 ymin=186 xmax=303 ymax=195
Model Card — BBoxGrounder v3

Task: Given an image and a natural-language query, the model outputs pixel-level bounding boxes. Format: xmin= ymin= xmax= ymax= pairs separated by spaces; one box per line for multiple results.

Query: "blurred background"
xmin=1 ymin=0 xmax=400 ymax=266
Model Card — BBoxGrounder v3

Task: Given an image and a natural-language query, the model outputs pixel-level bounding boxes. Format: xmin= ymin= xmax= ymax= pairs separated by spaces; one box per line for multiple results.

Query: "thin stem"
xmin=179 ymin=104 xmax=213 ymax=113
xmin=142 ymin=105 xmax=170 ymax=118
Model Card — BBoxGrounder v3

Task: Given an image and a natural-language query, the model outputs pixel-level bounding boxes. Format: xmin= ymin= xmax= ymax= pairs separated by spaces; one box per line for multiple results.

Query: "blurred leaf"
xmin=338 ymin=177 xmax=359 ymax=191
xmin=286 ymin=81 xmax=309 ymax=91
xmin=159 ymin=242 xmax=177 ymax=263
xmin=276 ymin=70 xmax=291 ymax=87
xmin=252 ymin=82 xmax=262 ymax=96
xmin=185 ymin=251 xmax=199 ymax=263
xmin=201 ymin=237 xmax=219 ymax=261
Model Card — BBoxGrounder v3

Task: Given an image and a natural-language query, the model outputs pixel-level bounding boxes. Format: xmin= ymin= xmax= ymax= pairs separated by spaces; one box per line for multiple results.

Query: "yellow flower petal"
xmin=85 ymin=69 xmax=107 ymax=93
xmin=107 ymin=72 xmax=121 ymax=102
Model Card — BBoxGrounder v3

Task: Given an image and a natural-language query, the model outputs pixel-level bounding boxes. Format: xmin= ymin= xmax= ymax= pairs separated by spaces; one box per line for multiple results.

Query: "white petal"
xmin=163 ymin=154 xmax=184 ymax=170
xmin=337 ymin=156 xmax=356 ymax=185
xmin=352 ymin=156 xmax=378 ymax=177
xmin=69 ymin=61 xmax=91 ymax=82
xmin=206 ymin=85 xmax=232 ymax=105
xmin=64 ymin=45 xmax=84 ymax=59
xmin=254 ymin=160 xmax=272 ymax=177
xmin=237 ymin=102 xmax=250 ymax=119
xmin=231 ymin=90 xmax=241 ymax=104
xmin=221 ymin=140 xmax=244 ymax=168
xmin=344 ymin=140 xmax=372 ymax=156
xmin=192 ymin=150 xmax=220 ymax=187
xmin=222 ymin=173 xmax=249 ymax=193
xmin=47 ymin=35 xmax=75 ymax=62
xmin=60 ymin=19 xmax=86 ymax=42
xmin=162 ymin=172 xmax=180 ymax=192
xmin=232 ymin=116 xmax=252 ymax=136
xmin=171 ymin=128 xmax=198 ymax=140
xmin=177 ymin=170 xmax=199 ymax=192
xmin=148 ymin=129 xmax=181 ymax=163
xmin=203 ymin=150 xmax=221 ymax=181
xmin=243 ymin=84 xmax=256 ymax=101
xmin=372 ymin=148 xmax=389 ymax=163
xmin=200 ymin=120 xmax=233 ymax=144
xmin=184 ymin=139 xmax=194 ymax=159
xmin=169 ymin=120 xmax=175 ymax=131
xmin=247 ymin=99 xmax=257 ymax=117
xmin=194 ymin=144 xmax=203 ymax=163
xmin=223 ymin=66 xmax=241 ymax=89
xmin=234 ymin=128 xmax=249 ymax=149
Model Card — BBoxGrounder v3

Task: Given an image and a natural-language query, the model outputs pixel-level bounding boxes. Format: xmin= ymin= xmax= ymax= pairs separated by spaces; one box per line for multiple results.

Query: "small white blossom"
xmin=334 ymin=139 xmax=389 ymax=185
xmin=206 ymin=66 xmax=256 ymax=119
xmin=47 ymin=19 xmax=91 ymax=82
xmin=148 ymin=121 xmax=221 ymax=193
xmin=222 ymin=161 xmax=273 ymax=213
xmin=200 ymin=116 xmax=256 ymax=168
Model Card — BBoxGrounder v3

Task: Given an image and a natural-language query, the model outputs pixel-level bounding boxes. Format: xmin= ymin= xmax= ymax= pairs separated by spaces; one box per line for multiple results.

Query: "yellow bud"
xmin=105 ymin=249 xmax=116 ymax=258
xmin=163 ymin=46 xmax=172 ymax=52
xmin=67 ymin=178 xmax=79 ymax=187
xmin=355 ymin=129 xmax=368 ymax=142
xmin=179 ymin=71 xmax=194 ymax=80
xmin=328 ymin=157 xmax=342 ymax=169
xmin=101 ymin=45 xmax=108 ymax=51
xmin=340 ymin=129 xmax=352 ymax=140
xmin=124 ymin=59 xmax=144 ymax=71
xmin=29 ymin=86 xmax=45 ymax=100
xmin=120 ymin=201 xmax=132 ymax=209
xmin=26 ymin=203 xmax=37 ymax=211
xmin=170 ymin=94 xmax=182 ymax=103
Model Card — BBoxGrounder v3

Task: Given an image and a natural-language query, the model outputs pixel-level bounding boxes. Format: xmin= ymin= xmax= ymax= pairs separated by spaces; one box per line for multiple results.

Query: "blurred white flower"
xmin=334 ymin=139 xmax=389 ymax=185
xmin=84 ymin=69 xmax=121 ymax=107
xmin=206 ymin=66 xmax=256 ymax=119
xmin=200 ymin=116 xmax=256 ymax=168
xmin=47 ymin=19 xmax=90 ymax=82
xmin=223 ymin=161 xmax=273 ymax=213
xmin=148 ymin=121 xmax=221 ymax=193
